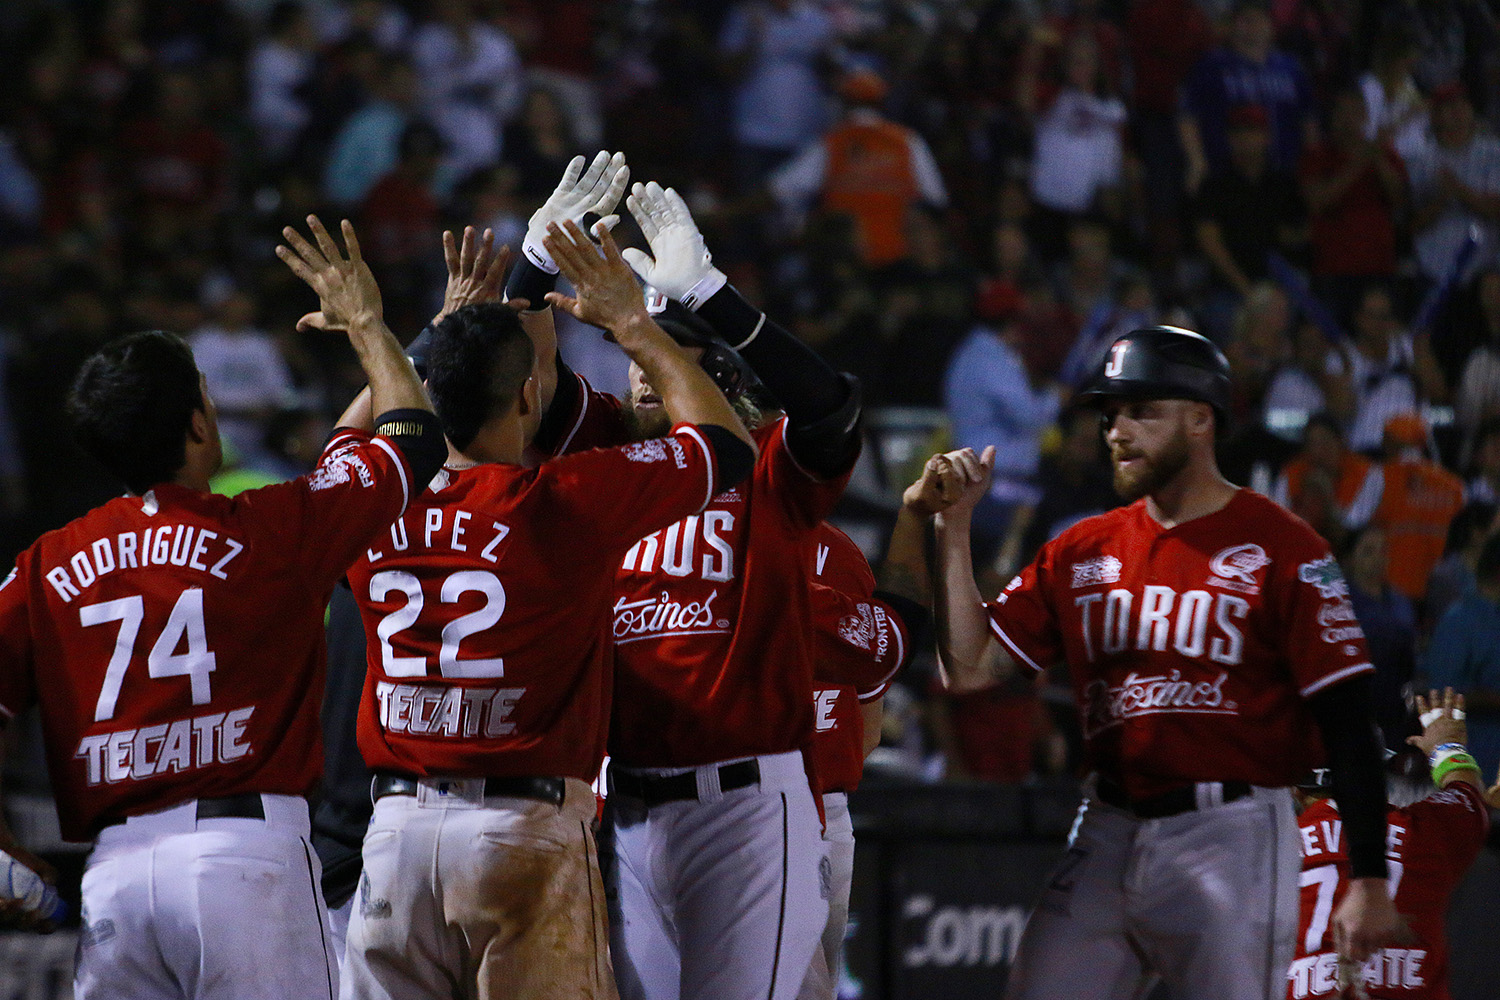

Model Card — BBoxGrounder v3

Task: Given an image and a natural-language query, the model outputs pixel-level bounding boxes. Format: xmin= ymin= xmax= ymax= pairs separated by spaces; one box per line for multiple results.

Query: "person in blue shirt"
xmin=1424 ymin=531 xmax=1500 ymax=782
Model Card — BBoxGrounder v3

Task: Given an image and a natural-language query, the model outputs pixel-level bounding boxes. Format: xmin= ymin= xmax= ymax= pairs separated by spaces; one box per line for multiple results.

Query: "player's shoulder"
xmin=1404 ymin=782 xmax=1489 ymax=821
xmin=1224 ymin=489 xmax=1330 ymax=555
xmin=1044 ymin=500 xmax=1141 ymax=553
xmin=1298 ymin=795 xmax=1341 ymax=830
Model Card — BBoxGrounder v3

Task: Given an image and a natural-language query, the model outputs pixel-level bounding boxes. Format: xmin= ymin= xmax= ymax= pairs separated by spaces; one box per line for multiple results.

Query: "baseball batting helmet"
xmin=644 ymin=287 xmax=760 ymax=403
xmin=1077 ymin=326 xmax=1232 ymax=428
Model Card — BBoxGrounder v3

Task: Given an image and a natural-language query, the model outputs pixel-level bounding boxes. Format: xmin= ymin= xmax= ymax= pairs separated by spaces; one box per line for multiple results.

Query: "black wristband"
xmin=504 ymin=256 xmax=558 ymax=310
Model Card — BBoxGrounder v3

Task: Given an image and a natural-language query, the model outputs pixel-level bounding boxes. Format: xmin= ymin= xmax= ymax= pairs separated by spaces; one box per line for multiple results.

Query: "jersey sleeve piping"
xmin=370 ymin=435 xmax=412 ymax=513
xmin=989 ymin=616 xmax=1044 ymax=675
xmin=324 ymin=429 xmax=363 ymax=455
xmin=855 ymin=611 xmax=906 ymax=700
xmin=676 ymin=424 xmax=718 ymax=511
xmin=1300 ymin=661 xmax=1375 ymax=698
xmin=557 ymin=372 xmax=593 ymax=454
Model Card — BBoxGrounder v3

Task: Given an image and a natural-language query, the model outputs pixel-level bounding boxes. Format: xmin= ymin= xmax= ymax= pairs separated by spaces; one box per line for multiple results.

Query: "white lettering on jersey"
xmin=612 ymin=590 xmax=730 ymax=644
xmin=1287 ymin=950 xmax=1427 ymax=998
xmin=44 ymin=530 xmax=245 ymax=602
xmin=366 ymin=508 xmax=509 ymax=564
xmin=1076 ymin=586 xmax=1247 ymax=667
xmin=814 ymin=689 xmax=839 ymax=732
xmin=815 ymin=544 xmax=831 ymax=578
xmin=621 ymin=513 xmax=737 ymax=583
xmin=1071 ymin=556 xmax=1122 ymax=588
xmin=74 ymin=706 xmax=255 ymax=785
xmin=374 ymin=681 xmax=525 ymax=737
xmin=1081 ymin=670 xmax=1235 ymax=738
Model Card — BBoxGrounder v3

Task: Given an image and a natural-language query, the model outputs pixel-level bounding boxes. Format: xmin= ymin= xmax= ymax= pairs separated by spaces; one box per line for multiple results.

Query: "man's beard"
xmin=623 ymin=391 xmax=763 ymax=442
xmin=1111 ymin=431 xmax=1190 ymax=502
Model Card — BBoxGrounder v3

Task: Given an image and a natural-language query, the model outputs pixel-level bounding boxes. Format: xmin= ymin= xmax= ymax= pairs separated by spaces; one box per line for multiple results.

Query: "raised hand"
xmin=623 ymin=181 xmax=727 ymax=309
xmin=435 ymin=226 xmax=513 ymax=323
xmin=1407 ymin=687 xmax=1468 ymax=756
xmin=921 ymin=446 xmax=997 ymax=520
xmin=523 ymin=151 xmax=630 ymax=274
xmin=542 ymin=220 xmax=653 ymax=341
xmin=904 ymin=451 xmax=971 ymax=517
xmin=276 ymin=216 xmax=383 ymax=335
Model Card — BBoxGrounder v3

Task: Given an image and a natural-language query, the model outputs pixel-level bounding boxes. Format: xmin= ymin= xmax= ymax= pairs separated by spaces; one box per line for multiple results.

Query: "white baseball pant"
xmin=74 ymin=793 xmax=337 ymax=1000
xmin=1004 ymin=784 xmax=1301 ymax=1000
xmin=606 ymin=750 xmax=829 ymax=1000
xmin=340 ymin=776 xmax=613 ymax=1000
xmin=796 ymin=792 xmax=855 ymax=1000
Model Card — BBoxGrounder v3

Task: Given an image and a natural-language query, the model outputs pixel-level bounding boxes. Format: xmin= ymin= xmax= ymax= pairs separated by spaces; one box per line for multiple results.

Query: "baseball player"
xmin=799 ymin=479 xmax=942 ymax=1000
xmin=338 ymin=213 xmax=756 ymax=1000
xmin=0 ymin=216 xmax=447 ymax=999
xmin=928 ymin=326 xmax=1403 ymax=1000
xmin=512 ymin=178 xmax=862 ymax=1000
xmin=1289 ymin=688 xmax=1490 ymax=1000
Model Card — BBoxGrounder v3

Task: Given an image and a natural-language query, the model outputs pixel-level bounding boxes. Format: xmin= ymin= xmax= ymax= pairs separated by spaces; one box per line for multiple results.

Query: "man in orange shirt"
xmin=1272 ymin=412 xmax=1383 ymax=547
xmin=1374 ymin=413 xmax=1464 ymax=600
xmin=768 ymin=70 xmax=948 ymax=268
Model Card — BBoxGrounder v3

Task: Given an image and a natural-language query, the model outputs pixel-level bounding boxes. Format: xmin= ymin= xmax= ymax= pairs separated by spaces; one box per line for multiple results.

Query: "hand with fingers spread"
xmin=623 ymin=181 xmax=728 ymax=309
xmin=276 ymin=215 xmax=384 ymax=338
xmin=542 ymin=219 xmax=654 ymax=345
xmin=522 ymin=151 xmax=630 ymax=274
xmin=1407 ymin=687 xmax=1469 ymax=757
xmin=435 ymin=226 xmax=515 ymax=324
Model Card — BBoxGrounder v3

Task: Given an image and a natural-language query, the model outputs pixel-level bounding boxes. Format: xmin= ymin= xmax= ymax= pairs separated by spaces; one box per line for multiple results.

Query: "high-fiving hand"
xmin=276 ymin=215 xmax=383 ymax=336
xmin=434 ymin=226 xmax=513 ymax=323
xmin=623 ymin=181 xmax=727 ymax=310
xmin=542 ymin=220 xmax=653 ymax=344
xmin=523 ymin=151 xmax=630 ymax=274
xmin=907 ymin=446 xmax=996 ymax=518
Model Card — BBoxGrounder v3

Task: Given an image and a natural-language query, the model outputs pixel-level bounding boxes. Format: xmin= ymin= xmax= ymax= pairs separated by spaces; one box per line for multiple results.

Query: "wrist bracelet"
xmin=1432 ymin=752 xmax=1480 ymax=786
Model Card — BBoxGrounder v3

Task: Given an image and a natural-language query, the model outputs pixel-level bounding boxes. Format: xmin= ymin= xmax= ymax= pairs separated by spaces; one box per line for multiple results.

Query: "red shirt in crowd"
xmin=1300 ymin=142 xmax=1406 ymax=277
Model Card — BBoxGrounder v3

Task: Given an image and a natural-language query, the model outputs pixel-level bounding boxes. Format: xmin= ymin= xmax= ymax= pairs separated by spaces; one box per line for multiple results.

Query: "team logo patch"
xmin=1081 ymin=669 xmax=1237 ymax=739
xmin=713 ymin=488 xmax=743 ymax=504
xmin=359 ymin=872 xmax=391 ymax=920
xmin=996 ymin=575 xmax=1024 ymax=604
xmin=1316 ymin=600 xmax=1357 ymax=626
xmin=310 ymin=446 xmax=374 ymax=491
xmin=1071 ymin=556 xmax=1122 ymax=589
xmin=1298 ymin=556 xmax=1349 ymax=599
xmin=623 ymin=439 xmax=670 ymax=464
xmin=1207 ymin=543 xmax=1270 ymax=594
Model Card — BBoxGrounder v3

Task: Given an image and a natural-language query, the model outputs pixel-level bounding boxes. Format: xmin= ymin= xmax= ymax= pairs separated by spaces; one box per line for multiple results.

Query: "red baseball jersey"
xmin=0 ymin=430 xmax=413 ymax=840
xmin=545 ymin=372 xmax=852 ymax=767
xmin=988 ymin=489 xmax=1375 ymax=798
xmin=1289 ymin=783 xmax=1489 ymax=999
xmin=809 ymin=524 xmax=904 ymax=793
xmin=347 ymin=425 xmax=721 ymax=782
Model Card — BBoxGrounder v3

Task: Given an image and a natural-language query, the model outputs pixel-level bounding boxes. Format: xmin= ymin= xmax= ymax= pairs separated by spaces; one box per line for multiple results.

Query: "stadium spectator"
xmin=1024 ymin=33 xmax=1126 ymax=238
xmin=1425 ymin=500 xmax=1498 ymax=632
xmin=717 ymin=0 xmax=836 ymax=192
xmin=359 ymin=121 xmax=445 ymax=336
xmin=1271 ymin=411 xmax=1383 ymax=546
xmin=321 ymin=54 xmax=418 ymax=209
xmin=874 ymin=206 xmax=975 ymax=406
xmin=188 ymin=287 xmax=298 ymax=464
xmin=1299 ymin=88 xmax=1407 ymax=300
xmin=1357 ymin=29 xmax=1429 ymax=159
xmin=1193 ymin=104 xmax=1306 ymax=334
xmin=1180 ymin=0 xmax=1316 ymax=191
xmin=1225 ymin=282 xmax=1297 ymax=422
xmin=1466 ymin=417 xmax=1500 ymax=503
xmin=768 ymin=70 xmax=948 ymax=269
xmin=1341 ymin=525 xmax=1418 ymax=750
xmin=1402 ymin=82 xmax=1500 ymax=285
xmin=1424 ymin=534 xmax=1500 ymax=782
xmin=1454 ymin=268 xmax=1500 ymax=437
xmin=1326 ymin=286 xmax=1442 ymax=454
xmin=502 ymin=86 xmax=582 ymax=202
xmin=1373 ymin=412 xmax=1467 ymax=601
xmin=119 ymin=69 xmax=230 ymax=242
xmin=1378 ymin=0 xmax=1499 ymax=97
xmin=410 ymin=0 xmax=525 ymax=185
xmin=247 ymin=0 xmax=318 ymax=167
xmin=942 ymin=309 xmax=1063 ymax=564
xmin=1264 ymin=320 xmax=1355 ymax=435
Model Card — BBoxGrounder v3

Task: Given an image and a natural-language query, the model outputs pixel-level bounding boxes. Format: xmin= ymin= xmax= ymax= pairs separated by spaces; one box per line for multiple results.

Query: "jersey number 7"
xmin=81 ymin=589 xmax=217 ymax=722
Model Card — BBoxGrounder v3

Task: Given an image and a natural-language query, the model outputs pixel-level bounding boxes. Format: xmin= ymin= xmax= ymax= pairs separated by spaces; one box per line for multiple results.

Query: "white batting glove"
xmin=622 ymin=181 xmax=727 ymax=310
xmin=521 ymin=151 xmax=630 ymax=274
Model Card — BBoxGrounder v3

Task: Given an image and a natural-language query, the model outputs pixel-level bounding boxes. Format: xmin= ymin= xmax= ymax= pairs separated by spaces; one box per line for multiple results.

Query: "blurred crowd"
xmin=2 ymin=0 xmax=1500 ymax=791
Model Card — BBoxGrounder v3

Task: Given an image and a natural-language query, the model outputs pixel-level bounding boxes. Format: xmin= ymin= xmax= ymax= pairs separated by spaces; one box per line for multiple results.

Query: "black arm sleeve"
xmin=695 ymin=284 xmax=862 ymax=477
xmin=372 ymin=408 xmax=447 ymax=493
xmin=698 ymin=424 xmax=756 ymax=491
xmin=873 ymin=590 xmax=930 ymax=667
xmin=503 ymin=256 xmax=558 ymax=309
xmin=530 ymin=353 xmax=581 ymax=455
xmin=1308 ymin=674 xmax=1389 ymax=879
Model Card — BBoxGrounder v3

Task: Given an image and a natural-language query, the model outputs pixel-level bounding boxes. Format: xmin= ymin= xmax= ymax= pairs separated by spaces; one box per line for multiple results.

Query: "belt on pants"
xmin=1094 ymin=777 xmax=1253 ymax=819
xmin=609 ymin=760 xmax=760 ymax=807
xmin=371 ymin=772 xmax=566 ymax=807
xmin=99 ymin=792 xmax=266 ymax=830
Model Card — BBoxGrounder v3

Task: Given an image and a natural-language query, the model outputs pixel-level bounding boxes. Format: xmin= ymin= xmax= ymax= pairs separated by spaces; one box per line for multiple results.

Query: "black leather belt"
xmin=100 ymin=793 xmax=266 ymax=829
xmin=1095 ymin=778 xmax=1252 ymax=819
xmin=610 ymin=760 xmax=760 ymax=807
xmin=371 ymin=772 xmax=566 ymax=807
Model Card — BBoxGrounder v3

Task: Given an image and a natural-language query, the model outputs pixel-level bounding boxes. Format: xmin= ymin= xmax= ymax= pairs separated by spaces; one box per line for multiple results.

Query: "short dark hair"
xmin=67 ymin=331 xmax=205 ymax=495
xmin=426 ymin=303 xmax=535 ymax=451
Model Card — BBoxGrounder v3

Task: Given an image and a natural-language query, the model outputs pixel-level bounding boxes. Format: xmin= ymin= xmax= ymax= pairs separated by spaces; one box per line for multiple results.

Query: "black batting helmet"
xmin=1078 ymin=326 xmax=1232 ymax=428
xmin=645 ymin=288 xmax=760 ymax=403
